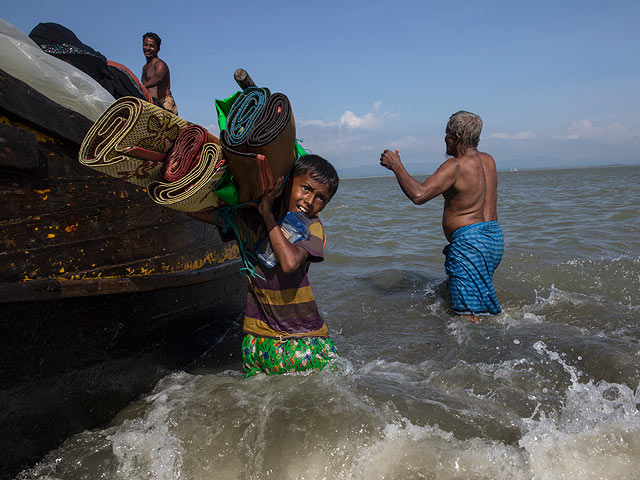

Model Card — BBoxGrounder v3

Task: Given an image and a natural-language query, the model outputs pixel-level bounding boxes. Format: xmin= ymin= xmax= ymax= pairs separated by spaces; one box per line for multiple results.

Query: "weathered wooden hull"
xmin=0 ymin=68 xmax=247 ymax=477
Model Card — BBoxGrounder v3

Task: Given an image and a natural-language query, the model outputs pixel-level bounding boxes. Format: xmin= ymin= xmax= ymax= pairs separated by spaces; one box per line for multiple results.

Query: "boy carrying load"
xmin=190 ymin=154 xmax=340 ymax=376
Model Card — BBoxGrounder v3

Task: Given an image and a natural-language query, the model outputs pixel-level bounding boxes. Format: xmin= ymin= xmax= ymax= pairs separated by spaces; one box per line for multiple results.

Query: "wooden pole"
xmin=233 ymin=69 xmax=257 ymax=90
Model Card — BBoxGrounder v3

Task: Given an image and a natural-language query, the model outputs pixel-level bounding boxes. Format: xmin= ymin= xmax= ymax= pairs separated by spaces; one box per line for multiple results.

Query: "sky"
xmin=4 ymin=0 xmax=640 ymax=176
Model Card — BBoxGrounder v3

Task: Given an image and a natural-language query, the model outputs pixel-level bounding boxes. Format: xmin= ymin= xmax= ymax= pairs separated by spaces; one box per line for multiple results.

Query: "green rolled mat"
xmin=146 ymin=143 xmax=228 ymax=212
xmin=78 ymin=96 xmax=188 ymax=187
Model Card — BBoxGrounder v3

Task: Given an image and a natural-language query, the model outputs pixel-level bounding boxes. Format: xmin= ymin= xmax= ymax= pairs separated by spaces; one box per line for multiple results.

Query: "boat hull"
xmin=0 ymin=68 xmax=247 ymax=477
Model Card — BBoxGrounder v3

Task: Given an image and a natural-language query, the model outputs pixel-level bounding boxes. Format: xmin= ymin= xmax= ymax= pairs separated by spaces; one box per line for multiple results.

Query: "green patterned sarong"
xmin=241 ymin=333 xmax=338 ymax=377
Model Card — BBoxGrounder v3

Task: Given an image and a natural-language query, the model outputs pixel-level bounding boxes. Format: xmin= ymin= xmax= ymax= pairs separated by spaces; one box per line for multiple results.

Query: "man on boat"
xmin=380 ymin=111 xmax=503 ymax=322
xmin=141 ymin=32 xmax=178 ymax=114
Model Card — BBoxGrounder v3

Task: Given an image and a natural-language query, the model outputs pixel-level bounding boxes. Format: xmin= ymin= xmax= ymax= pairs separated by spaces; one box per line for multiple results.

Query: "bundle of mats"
xmin=218 ymin=87 xmax=298 ymax=204
xmin=79 ymin=96 xmax=233 ymax=211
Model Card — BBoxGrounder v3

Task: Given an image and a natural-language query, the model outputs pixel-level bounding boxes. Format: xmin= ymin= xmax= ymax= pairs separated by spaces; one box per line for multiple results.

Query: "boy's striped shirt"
xmin=237 ymin=209 xmax=328 ymax=339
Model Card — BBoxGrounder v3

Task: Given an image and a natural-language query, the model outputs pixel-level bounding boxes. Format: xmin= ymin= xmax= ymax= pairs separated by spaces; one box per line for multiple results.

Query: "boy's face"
xmin=288 ymin=172 xmax=331 ymax=218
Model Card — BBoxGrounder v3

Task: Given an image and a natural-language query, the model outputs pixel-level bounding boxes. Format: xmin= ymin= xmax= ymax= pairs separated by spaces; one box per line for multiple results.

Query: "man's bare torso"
xmin=442 ymin=150 xmax=498 ymax=241
xmin=141 ymin=57 xmax=172 ymax=100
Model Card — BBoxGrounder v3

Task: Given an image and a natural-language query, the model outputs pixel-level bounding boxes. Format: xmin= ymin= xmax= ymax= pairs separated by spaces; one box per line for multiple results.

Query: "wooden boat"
xmin=0 ymin=68 xmax=247 ymax=478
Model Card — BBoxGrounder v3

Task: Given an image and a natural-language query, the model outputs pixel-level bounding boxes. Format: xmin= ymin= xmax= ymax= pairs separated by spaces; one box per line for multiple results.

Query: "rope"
xmin=214 ymin=161 xmax=298 ymax=279
xmin=214 ymin=202 xmax=264 ymax=280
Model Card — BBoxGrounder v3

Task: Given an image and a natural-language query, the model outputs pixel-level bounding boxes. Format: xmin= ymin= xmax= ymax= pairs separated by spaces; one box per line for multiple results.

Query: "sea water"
xmin=17 ymin=166 xmax=640 ymax=479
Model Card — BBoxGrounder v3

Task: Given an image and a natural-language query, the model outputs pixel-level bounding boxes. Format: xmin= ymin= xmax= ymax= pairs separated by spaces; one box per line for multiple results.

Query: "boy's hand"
xmin=380 ymin=149 xmax=401 ymax=170
xmin=258 ymin=176 xmax=285 ymax=220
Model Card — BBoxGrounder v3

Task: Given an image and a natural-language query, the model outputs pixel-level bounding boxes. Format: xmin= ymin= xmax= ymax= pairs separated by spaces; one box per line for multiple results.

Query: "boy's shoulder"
xmin=308 ymin=216 xmax=326 ymax=252
xmin=309 ymin=215 xmax=324 ymax=234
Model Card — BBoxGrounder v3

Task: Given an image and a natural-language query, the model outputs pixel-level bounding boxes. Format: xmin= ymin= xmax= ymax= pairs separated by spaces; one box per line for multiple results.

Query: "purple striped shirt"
xmin=237 ymin=209 xmax=328 ymax=339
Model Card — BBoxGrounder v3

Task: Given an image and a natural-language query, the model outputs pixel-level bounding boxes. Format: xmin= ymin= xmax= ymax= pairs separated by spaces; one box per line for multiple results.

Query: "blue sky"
xmin=4 ymin=0 xmax=640 ymax=175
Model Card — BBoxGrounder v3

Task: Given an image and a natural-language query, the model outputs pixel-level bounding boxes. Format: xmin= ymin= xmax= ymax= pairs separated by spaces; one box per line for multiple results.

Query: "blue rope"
xmin=214 ymin=202 xmax=264 ymax=280
xmin=215 ymin=161 xmax=298 ymax=279
xmin=225 ymin=88 xmax=270 ymax=146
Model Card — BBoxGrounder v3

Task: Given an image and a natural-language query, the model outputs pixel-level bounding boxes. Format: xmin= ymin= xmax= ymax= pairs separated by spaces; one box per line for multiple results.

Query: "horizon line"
xmin=337 ymin=163 xmax=639 ymax=180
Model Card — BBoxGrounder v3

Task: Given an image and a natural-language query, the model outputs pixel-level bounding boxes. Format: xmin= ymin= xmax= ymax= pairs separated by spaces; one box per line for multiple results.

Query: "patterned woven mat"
xmin=79 ymin=96 xmax=228 ymax=211
xmin=148 ymin=143 xmax=227 ymax=211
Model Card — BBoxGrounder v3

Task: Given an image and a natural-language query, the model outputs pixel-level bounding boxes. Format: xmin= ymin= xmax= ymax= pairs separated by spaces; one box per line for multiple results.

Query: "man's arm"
xmin=142 ymin=60 xmax=168 ymax=89
xmin=380 ymin=149 xmax=457 ymax=204
xmin=259 ymin=177 xmax=309 ymax=274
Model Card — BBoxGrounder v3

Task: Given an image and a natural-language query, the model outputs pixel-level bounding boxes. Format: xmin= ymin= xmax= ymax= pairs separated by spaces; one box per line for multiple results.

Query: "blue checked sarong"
xmin=443 ymin=221 xmax=504 ymax=315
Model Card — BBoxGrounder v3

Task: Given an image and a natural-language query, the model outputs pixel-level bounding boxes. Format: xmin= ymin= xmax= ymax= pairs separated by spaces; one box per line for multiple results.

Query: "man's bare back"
xmin=379 ymin=145 xmax=498 ymax=241
xmin=440 ymin=149 xmax=498 ymax=240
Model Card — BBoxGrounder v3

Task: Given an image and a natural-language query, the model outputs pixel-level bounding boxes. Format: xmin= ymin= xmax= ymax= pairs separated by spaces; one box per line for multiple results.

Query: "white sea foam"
xmin=19 ymin=351 xmax=640 ymax=480
xmin=104 ymin=373 xmax=194 ymax=479
xmin=520 ymin=342 xmax=640 ymax=479
xmin=349 ymin=420 xmax=529 ymax=480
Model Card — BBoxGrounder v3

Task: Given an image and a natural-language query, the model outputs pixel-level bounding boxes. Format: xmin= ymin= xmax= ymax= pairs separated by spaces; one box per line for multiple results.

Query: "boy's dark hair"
xmin=293 ymin=154 xmax=339 ymax=199
xmin=143 ymin=32 xmax=162 ymax=48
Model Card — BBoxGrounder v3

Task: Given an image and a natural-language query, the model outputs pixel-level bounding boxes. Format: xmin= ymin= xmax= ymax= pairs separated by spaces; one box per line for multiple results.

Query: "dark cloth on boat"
xmin=106 ymin=60 xmax=154 ymax=103
xmin=29 ymin=23 xmax=154 ymax=103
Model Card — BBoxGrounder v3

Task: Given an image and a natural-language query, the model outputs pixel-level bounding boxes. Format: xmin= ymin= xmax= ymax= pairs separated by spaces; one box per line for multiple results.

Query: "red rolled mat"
xmin=163 ymin=125 xmax=219 ymax=182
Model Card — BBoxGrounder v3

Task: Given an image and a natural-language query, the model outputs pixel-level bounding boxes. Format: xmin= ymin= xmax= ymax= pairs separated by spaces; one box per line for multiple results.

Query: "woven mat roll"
xmin=79 ymin=96 xmax=188 ymax=187
xmin=147 ymin=143 xmax=227 ymax=212
xmin=163 ymin=125 xmax=219 ymax=182
xmin=220 ymin=130 xmax=267 ymax=204
xmin=224 ymin=87 xmax=270 ymax=148
xmin=246 ymin=93 xmax=296 ymax=185
xmin=221 ymin=92 xmax=296 ymax=204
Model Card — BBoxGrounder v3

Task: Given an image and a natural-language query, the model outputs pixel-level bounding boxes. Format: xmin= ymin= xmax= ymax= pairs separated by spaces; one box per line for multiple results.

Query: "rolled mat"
xmin=79 ymin=96 xmax=188 ymax=187
xmin=221 ymin=92 xmax=297 ymax=204
xmin=163 ymin=125 xmax=220 ymax=182
xmin=247 ymin=93 xmax=296 ymax=182
xmin=147 ymin=143 xmax=228 ymax=212
xmin=224 ymin=87 xmax=270 ymax=148
xmin=220 ymin=130 xmax=269 ymax=204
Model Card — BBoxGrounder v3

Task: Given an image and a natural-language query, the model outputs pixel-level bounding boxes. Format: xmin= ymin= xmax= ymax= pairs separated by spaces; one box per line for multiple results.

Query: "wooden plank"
xmin=0 ymin=123 xmax=40 ymax=171
xmin=0 ymin=258 xmax=244 ymax=302
xmin=0 ymin=68 xmax=93 ymax=144
xmin=1 ymin=237 xmax=239 ymax=282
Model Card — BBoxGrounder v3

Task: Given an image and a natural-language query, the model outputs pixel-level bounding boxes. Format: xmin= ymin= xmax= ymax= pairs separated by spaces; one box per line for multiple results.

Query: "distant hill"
xmin=337 ymin=162 xmax=436 ymax=179
xmin=336 ymin=160 xmax=640 ymax=179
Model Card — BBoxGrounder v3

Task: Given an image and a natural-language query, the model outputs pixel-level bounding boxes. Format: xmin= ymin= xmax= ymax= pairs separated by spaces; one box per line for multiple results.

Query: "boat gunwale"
xmin=0 ymin=258 xmax=244 ymax=303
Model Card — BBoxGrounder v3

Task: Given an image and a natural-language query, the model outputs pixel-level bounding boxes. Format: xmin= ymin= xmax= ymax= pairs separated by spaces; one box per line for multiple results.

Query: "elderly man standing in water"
xmin=380 ymin=111 xmax=504 ymax=321
xmin=141 ymin=32 xmax=178 ymax=114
